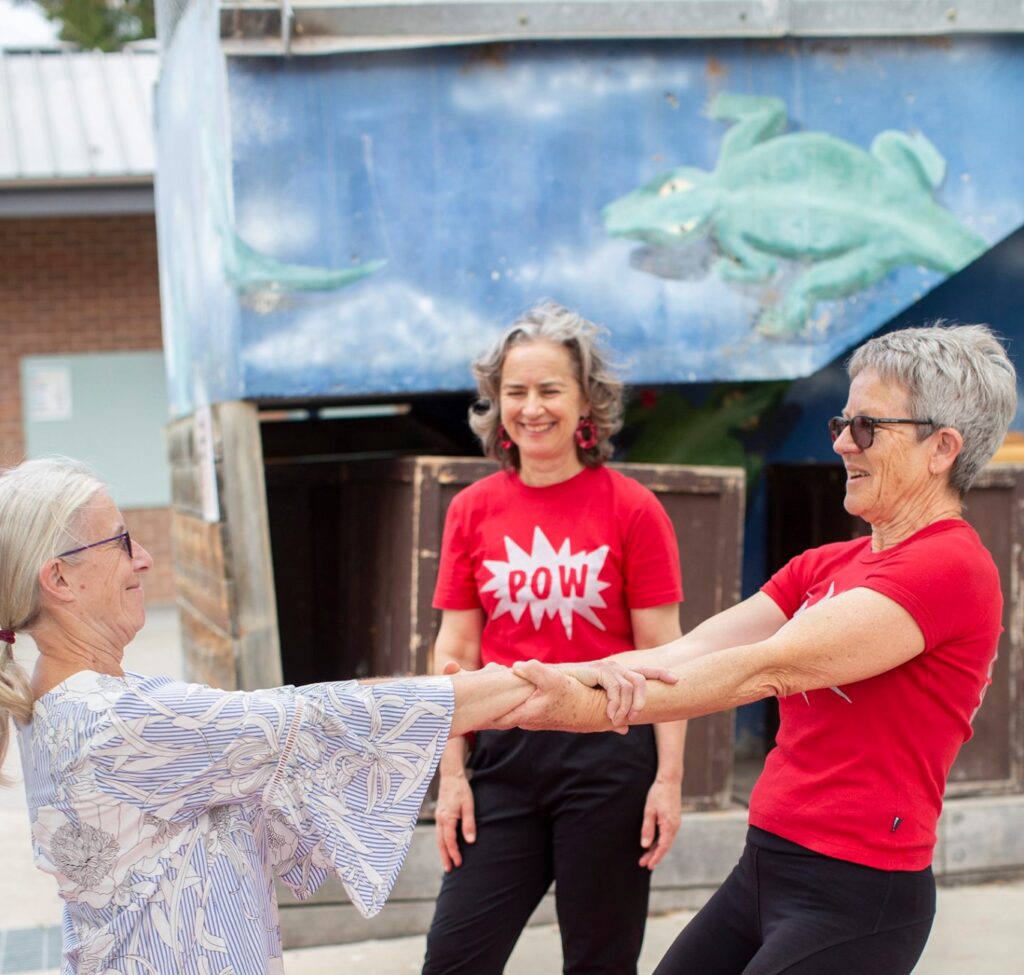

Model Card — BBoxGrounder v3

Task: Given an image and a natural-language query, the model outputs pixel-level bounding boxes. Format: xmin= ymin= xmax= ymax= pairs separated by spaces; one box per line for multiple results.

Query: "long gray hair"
xmin=848 ymin=323 xmax=1018 ymax=496
xmin=0 ymin=457 xmax=105 ymax=781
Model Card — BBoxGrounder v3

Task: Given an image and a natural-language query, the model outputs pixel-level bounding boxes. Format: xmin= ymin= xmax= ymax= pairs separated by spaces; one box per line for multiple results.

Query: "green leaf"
xmin=35 ymin=0 xmax=156 ymax=52
xmin=624 ymin=382 xmax=789 ymax=492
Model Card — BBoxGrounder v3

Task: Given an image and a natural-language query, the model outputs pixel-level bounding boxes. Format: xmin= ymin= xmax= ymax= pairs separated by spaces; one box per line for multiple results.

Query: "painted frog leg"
xmin=712 ymin=222 xmax=777 ymax=283
xmin=708 ymin=93 xmax=788 ymax=163
xmin=756 ymin=243 xmax=905 ymax=337
xmin=870 ymin=130 xmax=946 ymax=191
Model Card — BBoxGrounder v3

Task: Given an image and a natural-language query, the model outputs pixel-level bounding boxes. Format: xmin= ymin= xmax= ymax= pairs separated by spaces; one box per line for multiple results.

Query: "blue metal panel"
xmin=215 ymin=37 xmax=1024 ymax=402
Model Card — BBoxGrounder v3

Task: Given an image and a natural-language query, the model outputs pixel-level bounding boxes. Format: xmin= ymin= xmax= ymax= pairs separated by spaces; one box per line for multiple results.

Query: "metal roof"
xmin=217 ymin=0 xmax=1024 ymax=56
xmin=0 ymin=46 xmax=157 ymax=188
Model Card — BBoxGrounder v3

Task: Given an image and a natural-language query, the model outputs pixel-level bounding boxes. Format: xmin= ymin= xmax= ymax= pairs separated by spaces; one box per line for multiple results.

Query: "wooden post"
xmin=167 ymin=401 xmax=281 ymax=691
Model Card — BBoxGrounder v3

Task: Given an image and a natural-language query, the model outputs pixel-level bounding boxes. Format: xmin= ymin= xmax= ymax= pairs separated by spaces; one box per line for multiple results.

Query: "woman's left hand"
xmin=638 ymin=777 xmax=682 ymax=869
xmin=566 ymin=658 xmax=678 ymax=726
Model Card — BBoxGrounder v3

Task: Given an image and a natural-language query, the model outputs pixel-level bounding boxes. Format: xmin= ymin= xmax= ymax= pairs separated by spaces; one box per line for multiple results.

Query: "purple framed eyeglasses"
xmin=57 ymin=530 xmax=133 ymax=560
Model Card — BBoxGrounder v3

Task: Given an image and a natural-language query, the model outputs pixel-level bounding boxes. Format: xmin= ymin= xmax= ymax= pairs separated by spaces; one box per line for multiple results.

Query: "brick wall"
xmin=0 ymin=214 xmax=176 ymax=603
xmin=124 ymin=507 xmax=176 ymax=604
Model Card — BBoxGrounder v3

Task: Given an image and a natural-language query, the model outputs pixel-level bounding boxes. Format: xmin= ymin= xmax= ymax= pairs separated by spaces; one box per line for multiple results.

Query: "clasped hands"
xmin=446 ymin=658 xmax=678 ymax=733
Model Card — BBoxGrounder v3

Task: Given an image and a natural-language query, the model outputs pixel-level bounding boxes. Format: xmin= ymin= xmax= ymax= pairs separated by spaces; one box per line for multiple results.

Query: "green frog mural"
xmin=603 ymin=93 xmax=987 ymax=337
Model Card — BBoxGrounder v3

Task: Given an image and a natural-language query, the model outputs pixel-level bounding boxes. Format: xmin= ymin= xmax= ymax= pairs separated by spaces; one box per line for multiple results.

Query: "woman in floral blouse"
xmin=0 ymin=457 xmax=656 ymax=975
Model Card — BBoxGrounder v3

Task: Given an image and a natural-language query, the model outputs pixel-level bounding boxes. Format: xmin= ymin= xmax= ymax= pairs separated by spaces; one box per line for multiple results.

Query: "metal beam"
xmin=218 ymin=0 xmax=1024 ymax=56
xmin=0 ymin=184 xmax=155 ymax=218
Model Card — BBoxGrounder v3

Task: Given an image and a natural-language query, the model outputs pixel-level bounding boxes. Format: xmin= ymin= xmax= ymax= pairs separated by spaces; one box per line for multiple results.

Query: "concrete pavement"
xmin=281 ymin=879 xmax=1024 ymax=974
xmin=2 ymin=606 xmax=1021 ymax=973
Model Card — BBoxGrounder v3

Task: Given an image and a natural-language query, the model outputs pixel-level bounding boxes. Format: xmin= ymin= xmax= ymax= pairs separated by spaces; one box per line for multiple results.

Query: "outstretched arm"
xmin=446 ymin=657 xmax=677 ymax=737
xmin=613 ymin=592 xmax=788 ymax=673
xmin=509 ymin=588 xmax=925 ymax=731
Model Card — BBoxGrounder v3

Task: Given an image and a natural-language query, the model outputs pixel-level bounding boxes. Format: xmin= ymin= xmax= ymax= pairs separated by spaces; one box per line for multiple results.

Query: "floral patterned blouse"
xmin=16 ymin=670 xmax=454 ymax=975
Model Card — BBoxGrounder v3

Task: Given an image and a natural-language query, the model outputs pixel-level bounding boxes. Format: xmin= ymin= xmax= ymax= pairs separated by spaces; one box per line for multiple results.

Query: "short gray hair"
xmin=469 ymin=302 xmax=624 ymax=468
xmin=0 ymin=458 xmax=105 ymax=774
xmin=848 ymin=323 xmax=1018 ymax=496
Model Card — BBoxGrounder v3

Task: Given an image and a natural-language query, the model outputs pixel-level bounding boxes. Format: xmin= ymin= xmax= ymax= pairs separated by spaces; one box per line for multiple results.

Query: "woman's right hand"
xmin=434 ymin=769 xmax=476 ymax=871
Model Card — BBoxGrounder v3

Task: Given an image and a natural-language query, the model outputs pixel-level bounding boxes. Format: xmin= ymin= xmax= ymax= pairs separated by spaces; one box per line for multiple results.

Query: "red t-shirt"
xmin=752 ymin=519 xmax=1002 ymax=870
xmin=433 ymin=466 xmax=683 ymax=665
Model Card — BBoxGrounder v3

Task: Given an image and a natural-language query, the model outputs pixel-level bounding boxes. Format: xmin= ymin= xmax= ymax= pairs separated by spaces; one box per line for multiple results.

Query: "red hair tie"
xmin=0 ymin=629 xmax=15 ymax=645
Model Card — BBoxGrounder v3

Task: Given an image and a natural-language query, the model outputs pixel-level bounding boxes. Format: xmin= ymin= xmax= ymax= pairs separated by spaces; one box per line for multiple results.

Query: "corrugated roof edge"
xmin=0 ymin=46 xmax=158 ymax=191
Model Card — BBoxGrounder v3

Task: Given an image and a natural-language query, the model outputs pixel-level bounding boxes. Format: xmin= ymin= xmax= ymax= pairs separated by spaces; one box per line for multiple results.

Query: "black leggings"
xmin=655 ymin=827 xmax=936 ymax=975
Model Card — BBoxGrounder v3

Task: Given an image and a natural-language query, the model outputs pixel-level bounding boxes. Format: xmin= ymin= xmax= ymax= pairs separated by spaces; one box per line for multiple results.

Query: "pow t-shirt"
xmin=752 ymin=519 xmax=1002 ymax=871
xmin=433 ymin=466 xmax=683 ymax=666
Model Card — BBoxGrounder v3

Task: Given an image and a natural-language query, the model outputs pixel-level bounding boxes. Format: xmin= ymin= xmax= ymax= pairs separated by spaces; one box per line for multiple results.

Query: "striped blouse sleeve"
xmin=87 ymin=674 xmax=453 ymax=916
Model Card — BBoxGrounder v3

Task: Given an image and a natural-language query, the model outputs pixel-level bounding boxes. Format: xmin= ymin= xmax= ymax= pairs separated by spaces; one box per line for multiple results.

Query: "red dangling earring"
xmin=575 ymin=416 xmax=598 ymax=450
xmin=498 ymin=424 xmax=513 ymax=451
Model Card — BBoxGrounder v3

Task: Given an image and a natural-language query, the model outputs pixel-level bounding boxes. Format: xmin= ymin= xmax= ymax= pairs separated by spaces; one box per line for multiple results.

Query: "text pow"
xmin=481 ymin=526 xmax=611 ymax=638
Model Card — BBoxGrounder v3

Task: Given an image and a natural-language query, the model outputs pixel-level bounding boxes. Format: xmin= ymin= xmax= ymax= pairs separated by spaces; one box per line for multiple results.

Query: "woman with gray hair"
xmin=422 ymin=302 xmax=688 ymax=975
xmin=505 ymin=323 xmax=1018 ymax=974
xmin=0 ymin=457 xmax=659 ymax=975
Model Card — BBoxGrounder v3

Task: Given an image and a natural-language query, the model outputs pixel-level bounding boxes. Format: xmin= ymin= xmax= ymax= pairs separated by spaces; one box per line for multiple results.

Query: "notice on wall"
xmin=26 ymin=365 xmax=73 ymax=422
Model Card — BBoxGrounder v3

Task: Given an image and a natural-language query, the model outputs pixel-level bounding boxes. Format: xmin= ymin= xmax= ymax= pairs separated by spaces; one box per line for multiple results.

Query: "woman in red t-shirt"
xmin=421 ymin=302 xmax=686 ymax=975
xmin=509 ymin=323 xmax=1018 ymax=975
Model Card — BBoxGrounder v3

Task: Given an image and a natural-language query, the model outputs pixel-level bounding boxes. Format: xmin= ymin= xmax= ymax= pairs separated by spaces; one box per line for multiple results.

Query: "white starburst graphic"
xmin=480 ymin=526 xmax=611 ymax=639
xmin=794 ymin=582 xmax=853 ymax=705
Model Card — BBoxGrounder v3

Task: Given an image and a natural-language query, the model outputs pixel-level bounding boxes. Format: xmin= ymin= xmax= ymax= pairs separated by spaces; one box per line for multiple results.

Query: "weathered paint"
xmin=156 ymin=32 xmax=1024 ymax=412
xmin=604 ymin=93 xmax=986 ymax=337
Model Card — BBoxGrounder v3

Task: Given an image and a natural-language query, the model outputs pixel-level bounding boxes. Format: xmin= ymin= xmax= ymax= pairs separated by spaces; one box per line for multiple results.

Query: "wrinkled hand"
xmin=498 ymin=660 xmax=591 ymax=731
xmin=434 ymin=772 xmax=476 ymax=871
xmin=567 ymin=658 xmax=679 ymax=726
xmin=500 ymin=659 xmax=678 ymax=733
xmin=638 ymin=778 xmax=682 ymax=870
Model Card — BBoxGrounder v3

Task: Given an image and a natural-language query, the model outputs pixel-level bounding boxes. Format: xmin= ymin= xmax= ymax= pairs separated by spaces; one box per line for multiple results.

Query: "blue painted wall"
xmin=155 ymin=33 xmax=1024 ymax=414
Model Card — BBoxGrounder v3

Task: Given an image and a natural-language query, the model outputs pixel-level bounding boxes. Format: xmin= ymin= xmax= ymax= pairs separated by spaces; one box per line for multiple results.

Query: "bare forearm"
xmin=439 ymin=734 xmax=470 ymax=775
xmin=611 ymin=593 xmax=788 ymax=673
xmin=449 ymin=667 xmax=538 ymax=736
xmin=625 ymin=642 xmax=774 ymax=724
xmin=542 ymin=641 xmax=772 ymax=730
xmin=609 ymin=637 xmax=704 ymax=673
xmin=653 ymin=719 xmax=687 ymax=782
xmin=605 ymin=617 xmax=753 ymax=673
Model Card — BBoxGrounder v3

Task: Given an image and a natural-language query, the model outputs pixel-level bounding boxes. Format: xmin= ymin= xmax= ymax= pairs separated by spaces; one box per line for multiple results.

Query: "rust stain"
xmin=460 ymin=43 xmax=509 ymax=73
xmin=705 ymin=56 xmax=728 ymax=81
xmin=918 ymin=35 xmax=954 ymax=50
xmin=752 ymin=39 xmax=799 ymax=57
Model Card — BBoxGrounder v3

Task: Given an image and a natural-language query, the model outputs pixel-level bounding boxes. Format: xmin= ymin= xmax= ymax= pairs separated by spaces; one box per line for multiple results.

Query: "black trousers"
xmin=422 ymin=726 xmax=657 ymax=975
xmin=654 ymin=827 xmax=936 ymax=975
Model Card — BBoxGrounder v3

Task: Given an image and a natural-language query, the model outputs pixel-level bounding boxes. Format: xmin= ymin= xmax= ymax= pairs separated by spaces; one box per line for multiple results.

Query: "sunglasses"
xmin=828 ymin=415 xmax=935 ymax=450
xmin=57 ymin=530 xmax=133 ymax=560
